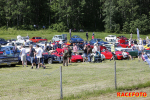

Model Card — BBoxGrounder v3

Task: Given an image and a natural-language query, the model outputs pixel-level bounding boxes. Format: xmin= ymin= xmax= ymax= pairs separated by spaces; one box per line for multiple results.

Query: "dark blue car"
xmin=0 ymin=38 xmax=7 ymax=45
xmin=0 ymin=54 xmax=19 ymax=67
xmin=70 ymin=35 xmax=84 ymax=43
xmin=18 ymin=52 xmax=63 ymax=65
xmin=89 ymin=39 xmax=108 ymax=45
xmin=0 ymin=46 xmax=20 ymax=55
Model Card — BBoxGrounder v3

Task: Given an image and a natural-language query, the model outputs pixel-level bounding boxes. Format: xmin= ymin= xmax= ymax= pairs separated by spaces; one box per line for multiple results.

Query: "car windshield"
xmin=36 ymin=37 xmax=42 ymax=39
xmin=0 ymin=47 xmax=6 ymax=51
xmin=72 ymin=35 xmax=80 ymax=38
xmin=115 ymin=44 xmax=122 ymax=47
xmin=0 ymin=38 xmax=5 ymax=41
xmin=96 ymin=39 xmax=104 ymax=42
xmin=58 ymin=36 xmax=62 ymax=39
xmin=22 ymin=37 xmax=29 ymax=39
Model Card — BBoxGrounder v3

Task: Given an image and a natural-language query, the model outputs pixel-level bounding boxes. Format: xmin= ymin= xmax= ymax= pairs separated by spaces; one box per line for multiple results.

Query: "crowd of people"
xmin=12 ymin=33 xmax=150 ymax=69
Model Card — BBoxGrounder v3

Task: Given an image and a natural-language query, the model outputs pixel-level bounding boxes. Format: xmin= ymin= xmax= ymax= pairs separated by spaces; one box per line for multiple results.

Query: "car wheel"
xmin=48 ymin=58 xmax=52 ymax=64
xmin=126 ymin=46 xmax=128 ymax=48
xmin=11 ymin=64 xmax=16 ymax=67
xmin=106 ymin=39 xmax=107 ymax=41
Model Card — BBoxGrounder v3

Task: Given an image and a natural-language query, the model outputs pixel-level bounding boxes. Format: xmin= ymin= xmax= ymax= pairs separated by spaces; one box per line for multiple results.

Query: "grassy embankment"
xmin=0 ymin=28 xmax=149 ymax=41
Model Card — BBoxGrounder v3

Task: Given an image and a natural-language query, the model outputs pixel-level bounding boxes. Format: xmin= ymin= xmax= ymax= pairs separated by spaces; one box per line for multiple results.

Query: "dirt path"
xmin=86 ymin=87 xmax=150 ymax=100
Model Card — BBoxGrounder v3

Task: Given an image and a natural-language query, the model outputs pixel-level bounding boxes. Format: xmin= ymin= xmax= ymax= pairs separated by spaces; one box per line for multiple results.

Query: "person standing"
xmin=20 ymin=45 xmax=27 ymax=67
xmin=44 ymin=43 xmax=48 ymax=52
xmin=92 ymin=35 xmax=94 ymax=39
xmin=143 ymin=38 xmax=146 ymax=46
xmin=86 ymin=32 xmax=88 ymax=41
xmin=73 ymin=43 xmax=78 ymax=55
xmin=128 ymin=38 xmax=131 ymax=47
xmin=133 ymin=39 xmax=137 ymax=45
xmin=92 ymin=32 xmax=95 ymax=36
xmin=29 ymin=45 xmax=35 ymax=69
xmin=139 ymin=38 xmax=142 ymax=45
xmin=146 ymin=36 xmax=149 ymax=44
xmin=62 ymin=45 xmax=68 ymax=66
xmin=137 ymin=44 xmax=144 ymax=62
xmin=27 ymin=34 xmax=29 ymax=39
xmin=83 ymin=44 xmax=87 ymax=62
xmin=13 ymin=44 xmax=18 ymax=55
xmin=111 ymin=43 xmax=115 ymax=61
xmin=67 ymin=46 xmax=72 ymax=64
xmin=87 ymin=45 xmax=92 ymax=62
xmin=35 ymin=45 xmax=46 ymax=69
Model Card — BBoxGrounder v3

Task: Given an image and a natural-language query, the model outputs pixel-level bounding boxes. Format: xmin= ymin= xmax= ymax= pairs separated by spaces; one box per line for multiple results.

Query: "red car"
xmin=101 ymin=50 xmax=128 ymax=60
xmin=71 ymin=55 xmax=83 ymax=62
xmin=54 ymin=48 xmax=83 ymax=63
xmin=30 ymin=37 xmax=47 ymax=43
xmin=119 ymin=43 xmax=133 ymax=48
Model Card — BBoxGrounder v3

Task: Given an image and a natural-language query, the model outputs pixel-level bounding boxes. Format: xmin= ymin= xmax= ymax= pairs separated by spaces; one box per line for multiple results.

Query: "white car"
xmin=105 ymin=35 xmax=116 ymax=41
xmin=52 ymin=35 xmax=65 ymax=42
xmin=103 ymin=44 xmax=132 ymax=51
xmin=15 ymin=35 xmax=31 ymax=43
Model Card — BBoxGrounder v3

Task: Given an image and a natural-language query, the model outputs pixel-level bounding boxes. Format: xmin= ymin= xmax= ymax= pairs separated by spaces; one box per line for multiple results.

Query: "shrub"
xmin=51 ymin=22 xmax=68 ymax=32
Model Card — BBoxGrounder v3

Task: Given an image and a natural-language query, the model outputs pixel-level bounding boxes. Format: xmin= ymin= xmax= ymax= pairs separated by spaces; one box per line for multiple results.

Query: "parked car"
xmin=71 ymin=55 xmax=83 ymax=62
xmin=124 ymin=49 xmax=150 ymax=57
xmin=52 ymin=35 xmax=65 ymax=42
xmin=119 ymin=43 xmax=133 ymax=48
xmin=117 ymin=36 xmax=128 ymax=40
xmin=70 ymin=35 xmax=84 ymax=43
xmin=29 ymin=37 xmax=47 ymax=43
xmin=0 ymin=38 xmax=8 ymax=45
xmin=0 ymin=46 xmax=20 ymax=55
xmin=0 ymin=54 xmax=19 ymax=67
xmin=16 ymin=35 xmax=30 ymax=43
xmin=89 ymin=39 xmax=108 ymax=45
xmin=105 ymin=35 xmax=116 ymax=41
xmin=101 ymin=50 xmax=128 ymax=60
xmin=7 ymin=39 xmax=16 ymax=43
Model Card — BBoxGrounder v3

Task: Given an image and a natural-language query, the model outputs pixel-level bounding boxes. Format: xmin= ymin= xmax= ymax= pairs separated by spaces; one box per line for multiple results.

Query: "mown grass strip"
xmin=62 ymin=81 xmax=150 ymax=100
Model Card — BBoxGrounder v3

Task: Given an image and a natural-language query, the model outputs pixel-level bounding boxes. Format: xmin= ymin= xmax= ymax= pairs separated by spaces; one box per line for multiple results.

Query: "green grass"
xmin=0 ymin=28 xmax=149 ymax=41
xmin=0 ymin=59 xmax=150 ymax=100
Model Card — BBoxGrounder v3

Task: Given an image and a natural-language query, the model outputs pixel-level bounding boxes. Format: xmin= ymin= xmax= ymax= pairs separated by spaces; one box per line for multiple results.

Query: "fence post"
xmin=60 ymin=66 xmax=63 ymax=99
xmin=114 ymin=61 xmax=117 ymax=89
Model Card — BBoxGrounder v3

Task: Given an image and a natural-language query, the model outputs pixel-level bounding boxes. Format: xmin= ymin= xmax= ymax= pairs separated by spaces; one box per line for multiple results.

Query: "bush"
xmin=51 ymin=22 xmax=68 ymax=32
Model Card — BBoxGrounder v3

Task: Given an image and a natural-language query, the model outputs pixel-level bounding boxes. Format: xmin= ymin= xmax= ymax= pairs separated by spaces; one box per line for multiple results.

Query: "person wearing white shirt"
xmin=138 ymin=44 xmax=144 ymax=61
xmin=20 ymin=45 xmax=27 ymax=67
xmin=139 ymin=38 xmax=142 ymax=45
xmin=35 ymin=45 xmax=46 ymax=69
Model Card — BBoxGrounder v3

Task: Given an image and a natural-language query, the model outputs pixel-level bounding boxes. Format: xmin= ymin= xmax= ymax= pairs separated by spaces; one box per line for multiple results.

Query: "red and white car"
xmin=101 ymin=50 xmax=129 ymax=60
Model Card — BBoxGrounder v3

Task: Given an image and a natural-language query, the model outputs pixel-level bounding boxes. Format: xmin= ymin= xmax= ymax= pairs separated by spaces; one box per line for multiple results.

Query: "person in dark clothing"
xmin=67 ymin=46 xmax=72 ymax=64
xmin=87 ymin=45 xmax=92 ymax=62
xmin=29 ymin=44 xmax=36 ymax=69
xmin=86 ymin=32 xmax=88 ymax=41
xmin=134 ymin=39 xmax=137 ymax=45
xmin=49 ymin=40 xmax=51 ymax=44
xmin=143 ymin=38 xmax=146 ymax=46
xmin=62 ymin=45 xmax=68 ymax=66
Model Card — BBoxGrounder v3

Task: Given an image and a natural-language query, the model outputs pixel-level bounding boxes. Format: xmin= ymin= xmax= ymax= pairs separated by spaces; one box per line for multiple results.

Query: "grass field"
xmin=0 ymin=28 xmax=149 ymax=41
xmin=0 ymin=59 xmax=150 ymax=100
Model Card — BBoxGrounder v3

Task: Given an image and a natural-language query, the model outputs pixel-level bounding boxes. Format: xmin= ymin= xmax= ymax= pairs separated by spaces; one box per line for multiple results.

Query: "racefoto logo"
xmin=117 ymin=92 xmax=147 ymax=97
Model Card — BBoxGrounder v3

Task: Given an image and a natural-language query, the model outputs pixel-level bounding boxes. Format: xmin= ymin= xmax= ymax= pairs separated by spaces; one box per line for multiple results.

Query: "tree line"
xmin=0 ymin=0 xmax=150 ymax=33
